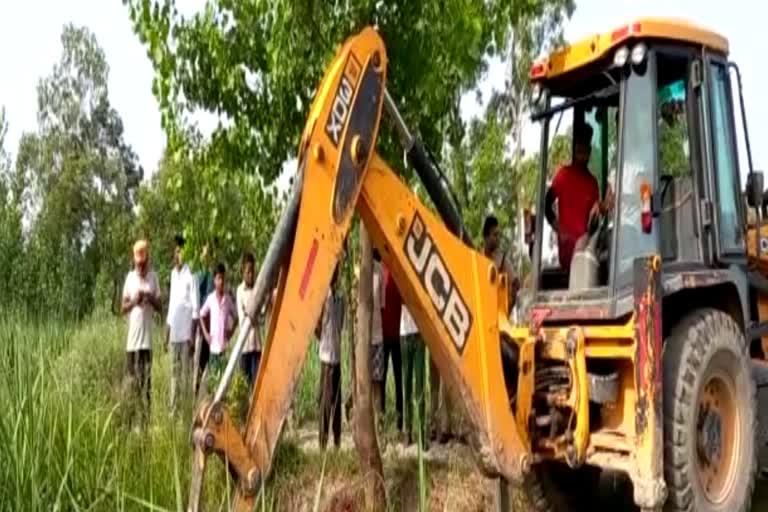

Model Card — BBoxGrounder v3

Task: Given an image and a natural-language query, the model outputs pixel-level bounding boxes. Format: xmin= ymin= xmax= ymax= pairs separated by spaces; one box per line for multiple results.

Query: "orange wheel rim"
xmin=695 ymin=369 xmax=740 ymax=504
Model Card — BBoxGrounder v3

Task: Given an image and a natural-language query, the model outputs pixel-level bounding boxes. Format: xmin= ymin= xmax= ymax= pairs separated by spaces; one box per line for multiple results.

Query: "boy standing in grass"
xmin=381 ymin=263 xmax=404 ymax=435
xmin=317 ymin=267 xmax=345 ymax=450
xmin=401 ymin=306 xmax=426 ymax=448
xmin=237 ymin=252 xmax=262 ymax=389
xmin=121 ymin=239 xmax=161 ymax=430
xmin=194 ymin=239 xmax=217 ymax=395
xmin=199 ymin=263 xmax=237 ymax=391
xmin=165 ymin=235 xmax=199 ymax=416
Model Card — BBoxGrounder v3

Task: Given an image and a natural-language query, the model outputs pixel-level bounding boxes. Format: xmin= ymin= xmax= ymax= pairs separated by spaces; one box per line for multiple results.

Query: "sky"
xmin=1 ymin=0 xmax=764 ymax=188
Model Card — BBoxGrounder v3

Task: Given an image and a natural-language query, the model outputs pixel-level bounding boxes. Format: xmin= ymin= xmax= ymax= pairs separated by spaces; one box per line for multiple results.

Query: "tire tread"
xmin=663 ymin=308 xmax=757 ymax=512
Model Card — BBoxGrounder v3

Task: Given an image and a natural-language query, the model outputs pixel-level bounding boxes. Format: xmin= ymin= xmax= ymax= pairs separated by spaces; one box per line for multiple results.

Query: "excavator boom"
xmin=188 ymin=27 xmax=530 ymax=511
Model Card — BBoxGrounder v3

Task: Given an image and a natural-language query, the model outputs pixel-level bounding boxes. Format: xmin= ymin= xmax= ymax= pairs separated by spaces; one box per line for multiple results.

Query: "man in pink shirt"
xmin=199 ymin=263 xmax=237 ymax=390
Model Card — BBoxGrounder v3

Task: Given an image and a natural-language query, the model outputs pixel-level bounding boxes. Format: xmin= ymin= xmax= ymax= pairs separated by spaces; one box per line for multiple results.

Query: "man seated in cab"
xmin=544 ymin=124 xmax=613 ymax=272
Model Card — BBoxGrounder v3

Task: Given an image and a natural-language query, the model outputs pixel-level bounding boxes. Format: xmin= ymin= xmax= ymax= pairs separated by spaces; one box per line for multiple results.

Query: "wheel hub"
xmin=695 ymin=371 xmax=740 ymax=504
xmin=697 ymin=405 xmax=723 ymax=466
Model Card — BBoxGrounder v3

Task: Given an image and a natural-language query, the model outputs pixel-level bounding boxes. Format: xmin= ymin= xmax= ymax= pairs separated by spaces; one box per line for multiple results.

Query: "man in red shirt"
xmin=545 ymin=125 xmax=612 ymax=271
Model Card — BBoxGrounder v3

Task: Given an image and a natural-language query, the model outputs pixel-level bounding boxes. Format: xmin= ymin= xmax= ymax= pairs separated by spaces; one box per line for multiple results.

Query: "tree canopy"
xmin=124 ymin=0 xmax=572 ymax=181
xmin=445 ymin=1 xmax=573 ymax=254
xmin=5 ymin=25 xmax=143 ymax=317
xmin=0 ymin=2 xmax=578 ymax=318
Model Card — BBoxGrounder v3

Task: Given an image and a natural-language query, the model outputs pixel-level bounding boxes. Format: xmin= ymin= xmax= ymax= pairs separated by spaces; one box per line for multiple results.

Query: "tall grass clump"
xmin=0 ymin=313 xmax=222 ymax=511
xmin=0 ymin=307 xmax=436 ymax=511
xmin=0 ymin=311 xmax=356 ymax=511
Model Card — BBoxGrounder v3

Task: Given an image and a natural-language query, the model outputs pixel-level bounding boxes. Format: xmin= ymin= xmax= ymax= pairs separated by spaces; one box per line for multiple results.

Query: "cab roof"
xmin=530 ymin=18 xmax=729 ymax=81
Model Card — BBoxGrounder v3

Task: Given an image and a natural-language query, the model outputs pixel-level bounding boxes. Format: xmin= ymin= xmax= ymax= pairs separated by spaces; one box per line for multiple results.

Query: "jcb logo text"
xmin=325 ymin=76 xmax=353 ymax=146
xmin=405 ymin=214 xmax=472 ymax=352
xmin=325 ymin=55 xmax=361 ymax=147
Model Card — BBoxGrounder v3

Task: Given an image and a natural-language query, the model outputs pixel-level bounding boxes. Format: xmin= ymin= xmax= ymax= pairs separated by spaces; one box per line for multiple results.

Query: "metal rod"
xmin=728 ymin=63 xmax=763 ymax=262
xmin=530 ymin=94 xmax=552 ymax=293
xmin=531 ymin=83 xmax=619 ymax=122
xmin=384 ymin=89 xmax=414 ymax=151
xmin=383 ymin=88 xmax=472 ymax=246
xmin=728 ymin=62 xmax=754 ymax=176
xmin=210 ymin=164 xmax=304 ymax=407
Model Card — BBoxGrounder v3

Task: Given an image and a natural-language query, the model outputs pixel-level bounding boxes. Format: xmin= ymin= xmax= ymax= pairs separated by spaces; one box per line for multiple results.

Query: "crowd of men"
xmin=119 ymin=235 xmax=261 ymax=431
xmin=118 ymin=123 xmax=609 ymax=446
xmin=311 ymin=213 xmax=526 ymax=450
xmin=117 ymin=216 xmax=515 ymax=446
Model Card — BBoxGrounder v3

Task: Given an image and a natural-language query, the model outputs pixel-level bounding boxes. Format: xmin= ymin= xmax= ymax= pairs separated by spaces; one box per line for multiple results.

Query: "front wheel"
xmin=663 ymin=308 xmax=757 ymax=512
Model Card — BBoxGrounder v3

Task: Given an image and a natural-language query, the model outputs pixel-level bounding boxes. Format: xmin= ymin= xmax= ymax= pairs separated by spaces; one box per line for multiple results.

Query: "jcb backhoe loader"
xmin=187 ymin=18 xmax=768 ymax=512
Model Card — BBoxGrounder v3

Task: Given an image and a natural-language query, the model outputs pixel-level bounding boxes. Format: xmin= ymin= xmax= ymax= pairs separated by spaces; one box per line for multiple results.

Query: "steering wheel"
xmin=587 ymin=204 xmax=609 ymax=237
xmin=584 ymin=201 xmax=614 ymax=258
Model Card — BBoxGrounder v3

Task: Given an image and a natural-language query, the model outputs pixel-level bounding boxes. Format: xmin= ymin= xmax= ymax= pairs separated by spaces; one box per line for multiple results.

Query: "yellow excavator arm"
xmin=187 ymin=27 xmax=530 ymax=512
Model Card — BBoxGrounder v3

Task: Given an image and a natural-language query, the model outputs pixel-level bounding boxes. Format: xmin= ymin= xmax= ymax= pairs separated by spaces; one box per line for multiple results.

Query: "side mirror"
xmin=746 ymin=171 xmax=764 ymax=208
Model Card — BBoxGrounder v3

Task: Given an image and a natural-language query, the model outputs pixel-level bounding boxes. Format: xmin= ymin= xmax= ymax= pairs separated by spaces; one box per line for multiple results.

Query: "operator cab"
xmin=525 ymin=19 xmax=746 ymax=320
xmin=535 ymin=87 xmax=619 ymax=292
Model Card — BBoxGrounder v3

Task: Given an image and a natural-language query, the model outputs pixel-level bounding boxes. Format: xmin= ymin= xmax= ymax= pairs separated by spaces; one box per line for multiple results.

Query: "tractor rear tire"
xmin=663 ymin=308 xmax=757 ymax=512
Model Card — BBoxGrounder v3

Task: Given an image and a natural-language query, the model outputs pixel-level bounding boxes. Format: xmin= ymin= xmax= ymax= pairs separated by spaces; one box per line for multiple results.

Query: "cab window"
xmin=656 ymin=52 xmax=700 ymax=263
xmin=709 ymin=61 xmax=744 ymax=253
xmin=614 ymin=56 xmax=657 ymax=288
xmin=538 ymin=97 xmax=619 ymax=291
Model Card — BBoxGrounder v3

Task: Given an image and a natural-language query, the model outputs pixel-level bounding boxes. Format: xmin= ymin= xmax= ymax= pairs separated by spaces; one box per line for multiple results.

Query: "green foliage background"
xmin=0 ymin=1 xmax=586 ymax=509
xmin=0 ymin=1 xmax=575 ymax=319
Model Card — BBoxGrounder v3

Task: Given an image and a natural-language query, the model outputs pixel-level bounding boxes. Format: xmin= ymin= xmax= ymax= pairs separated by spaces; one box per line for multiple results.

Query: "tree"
xmin=352 ymin=225 xmax=386 ymax=510
xmin=12 ymin=25 xmax=143 ymax=317
xmin=123 ymin=0 xmax=569 ymax=183
xmin=491 ymin=2 xmax=572 ymax=141
xmin=135 ymin=143 xmax=280 ymax=288
xmin=0 ymin=108 xmax=24 ymax=311
xmin=659 ymin=102 xmax=689 ymax=177
xmin=445 ymin=0 xmax=572 ymax=255
xmin=448 ymin=108 xmax=513 ymax=246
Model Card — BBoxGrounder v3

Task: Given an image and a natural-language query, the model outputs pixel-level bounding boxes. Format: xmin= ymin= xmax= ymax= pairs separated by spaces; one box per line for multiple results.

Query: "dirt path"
xmin=291 ymin=427 xmax=467 ymax=463
xmin=283 ymin=427 xmax=496 ymax=511
xmin=284 ymin=426 xmax=768 ymax=511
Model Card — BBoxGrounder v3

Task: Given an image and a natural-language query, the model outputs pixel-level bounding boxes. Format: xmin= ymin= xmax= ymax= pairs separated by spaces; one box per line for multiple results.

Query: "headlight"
xmin=530 ymin=82 xmax=546 ymax=113
xmin=631 ymin=43 xmax=647 ymax=65
xmin=532 ymin=82 xmax=542 ymax=103
xmin=613 ymin=46 xmax=629 ymax=68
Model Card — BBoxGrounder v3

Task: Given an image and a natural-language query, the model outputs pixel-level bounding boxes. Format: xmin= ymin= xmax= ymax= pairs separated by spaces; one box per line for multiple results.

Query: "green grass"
xmin=0 ymin=313 xmax=297 ymax=511
xmin=0 ymin=312 xmax=441 ymax=511
xmin=0 ymin=314 xmax=194 ymax=511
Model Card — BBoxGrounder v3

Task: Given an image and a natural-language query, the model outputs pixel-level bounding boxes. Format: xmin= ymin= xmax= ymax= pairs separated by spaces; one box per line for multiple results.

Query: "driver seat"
xmin=569 ymin=230 xmax=601 ymax=290
xmin=660 ymin=176 xmax=697 ymax=262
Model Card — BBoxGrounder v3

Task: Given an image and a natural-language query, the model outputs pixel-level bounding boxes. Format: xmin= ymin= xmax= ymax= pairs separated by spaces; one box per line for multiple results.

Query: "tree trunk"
xmin=352 ymin=225 xmax=386 ymax=510
xmin=111 ymin=276 xmax=121 ymax=316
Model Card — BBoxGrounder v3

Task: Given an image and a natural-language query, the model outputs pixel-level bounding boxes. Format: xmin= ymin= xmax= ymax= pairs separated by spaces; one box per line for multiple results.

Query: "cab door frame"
xmin=652 ymin=44 xmax=708 ymax=267
xmin=700 ymin=50 xmax=748 ymax=265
